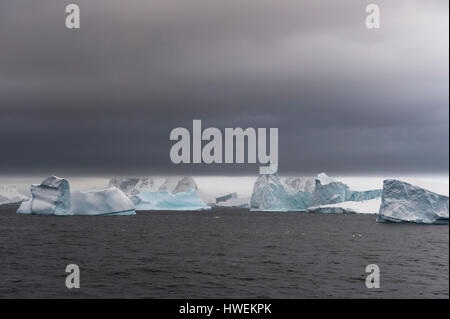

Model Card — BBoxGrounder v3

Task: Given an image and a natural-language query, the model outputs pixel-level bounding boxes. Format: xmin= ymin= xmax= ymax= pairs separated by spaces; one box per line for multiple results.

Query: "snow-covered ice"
xmin=131 ymin=190 xmax=210 ymax=211
xmin=17 ymin=176 xmax=71 ymax=215
xmin=308 ymin=198 xmax=381 ymax=214
xmin=250 ymin=173 xmax=311 ymax=211
xmin=108 ymin=177 xmax=160 ymax=196
xmin=251 ymin=172 xmax=381 ymax=212
xmin=17 ymin=176 xmax=135 ymax=216
xmin=71 ymin=187 xmax=135 ymax=215
xmin=214 ymin=193 xmax=250 ymax=208
xmin=377 ymin=179 xmax=449 ymax=224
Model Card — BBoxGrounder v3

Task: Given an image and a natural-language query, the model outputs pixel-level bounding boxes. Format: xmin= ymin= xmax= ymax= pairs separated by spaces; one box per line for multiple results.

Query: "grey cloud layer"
xmin=0 ymin=0 xmax=448 ymax=175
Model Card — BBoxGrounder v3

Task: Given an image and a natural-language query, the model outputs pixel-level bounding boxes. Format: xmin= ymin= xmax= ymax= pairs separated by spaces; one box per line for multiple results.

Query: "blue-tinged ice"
xmin=252 ymin=172 xmax=381 ymax=212
xmin=17 ymin=176 xmax=71 ymax=215
xmin=250 ymin=173 xmax=311 ymax=211
xmin=131 ymin=190 xmax=211 ymax=211
xmin=70 ymin=187 xmax=135 ymax=216
xmin=377 ymin=179 xmax=449 ymax=224
xmin=17 ymin=176 xmax=135 ymax=216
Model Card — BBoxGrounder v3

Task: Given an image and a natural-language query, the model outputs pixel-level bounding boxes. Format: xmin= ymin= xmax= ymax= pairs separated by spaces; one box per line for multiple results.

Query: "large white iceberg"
xmin=251 ymin=172 xmax=381 ymax=212
xmin=0 ymin=185 xmax=28 ymax=205
xmin=71 ymin=187 xmax=135 ymax=216
xmin=17 ymin=176 xmax=71 ymax=215
xmin=17 ymin=176 xmax=135 ymax=216
xmin=131 ymin=190 xmax=210 ymax=211
xmin=377 ymin=179 xmax=449 ymax=224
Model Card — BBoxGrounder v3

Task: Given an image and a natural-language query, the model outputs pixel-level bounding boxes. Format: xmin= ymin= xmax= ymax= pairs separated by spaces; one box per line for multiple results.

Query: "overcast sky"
xmin=0 ymin=0 xmax=448 ymax=176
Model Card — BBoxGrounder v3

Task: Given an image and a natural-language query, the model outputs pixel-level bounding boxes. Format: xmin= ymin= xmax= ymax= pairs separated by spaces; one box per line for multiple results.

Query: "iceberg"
xmin=0 ymin=185 xmax=28 ymax=205
xmin=71 ymin=187 xmax=135 ymax=216
xmin=377 ymin=179 xmax=449 ymax=224
xmin=17 ymin=176 xmax=135 ymax=216
xmin=251 ymin=172 xmax=381 ymax=212
xmin=131 ymin=190 xmax=210 ymax=211
xmin=17 ymin=176 xmax=71 ymax=215
xmin=250 ymin=173 xmax=310 ymax=211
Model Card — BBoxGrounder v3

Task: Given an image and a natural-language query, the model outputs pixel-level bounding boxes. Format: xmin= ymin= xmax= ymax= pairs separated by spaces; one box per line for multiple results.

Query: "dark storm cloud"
xmin=0 ymin=0 xmax=448 ymax=175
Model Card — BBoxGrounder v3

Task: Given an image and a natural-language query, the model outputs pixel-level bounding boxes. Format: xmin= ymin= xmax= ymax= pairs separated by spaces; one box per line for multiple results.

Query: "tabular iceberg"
xmin=17 ymin=176 xmax=71 ymax=215
xmin=71 ymin=187 xmax=135 ymax=216
xmin=131 ymin=190 xmax=210 ymax=211
xmin=17 ymin=176 xmax=135 ymax=216
xmin=377 ymin=179 xmax=449 ymax=224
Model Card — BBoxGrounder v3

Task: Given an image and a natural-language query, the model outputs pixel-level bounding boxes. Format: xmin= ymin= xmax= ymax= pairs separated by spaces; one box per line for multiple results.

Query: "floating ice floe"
xmin=17 ymin=176 xmax=135 ymax=216
xmin=131 ymin=190 xmax=210 ymax=211
xmin=377 ymin=179 xmax=449 ymax=224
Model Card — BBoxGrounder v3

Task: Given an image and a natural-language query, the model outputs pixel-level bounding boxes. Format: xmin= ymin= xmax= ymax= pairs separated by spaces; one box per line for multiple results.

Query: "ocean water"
xmin=0 ymin=205 xmax=448 ymax=298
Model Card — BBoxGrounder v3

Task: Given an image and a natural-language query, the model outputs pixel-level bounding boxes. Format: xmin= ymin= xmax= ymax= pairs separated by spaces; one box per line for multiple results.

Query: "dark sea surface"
xmin=0 ymin=204 xmax=448 ymax=298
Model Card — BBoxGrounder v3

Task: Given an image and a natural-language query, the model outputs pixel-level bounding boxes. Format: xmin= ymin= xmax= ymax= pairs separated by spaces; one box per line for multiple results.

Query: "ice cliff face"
xmin=17 ymin=176 xmax=135 ymax=216
xmin=0 ymin=185 xmax=28 ymax=205
xmin=250 ymin=173 xmax=311 ymax=211
xmin=17 ymin=176 xmax=71 ymax=215
xmin=377 ymin=179 xmax=449 ymax=224
xmin=131 ymin=190 xmax=210 ymax=211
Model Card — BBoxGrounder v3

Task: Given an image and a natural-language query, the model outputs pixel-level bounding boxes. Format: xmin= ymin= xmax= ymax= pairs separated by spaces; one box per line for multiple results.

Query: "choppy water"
xmin=0 ymin=205 xmax=448 ymax=298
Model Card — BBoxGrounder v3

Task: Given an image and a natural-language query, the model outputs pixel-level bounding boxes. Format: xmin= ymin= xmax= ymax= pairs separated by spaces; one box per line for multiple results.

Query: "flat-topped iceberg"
xmin=377 ymin=179 xmax=449 ymax=224
xmin=131 ymin=190 xmax=210 ymax=211
xmin=17 ymin=176 xmax=135 ymax=216
xmin=17 ymin=176 xmax=71 ymax=215
xmin=71 ymin=188 xmax=135 ymax=216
